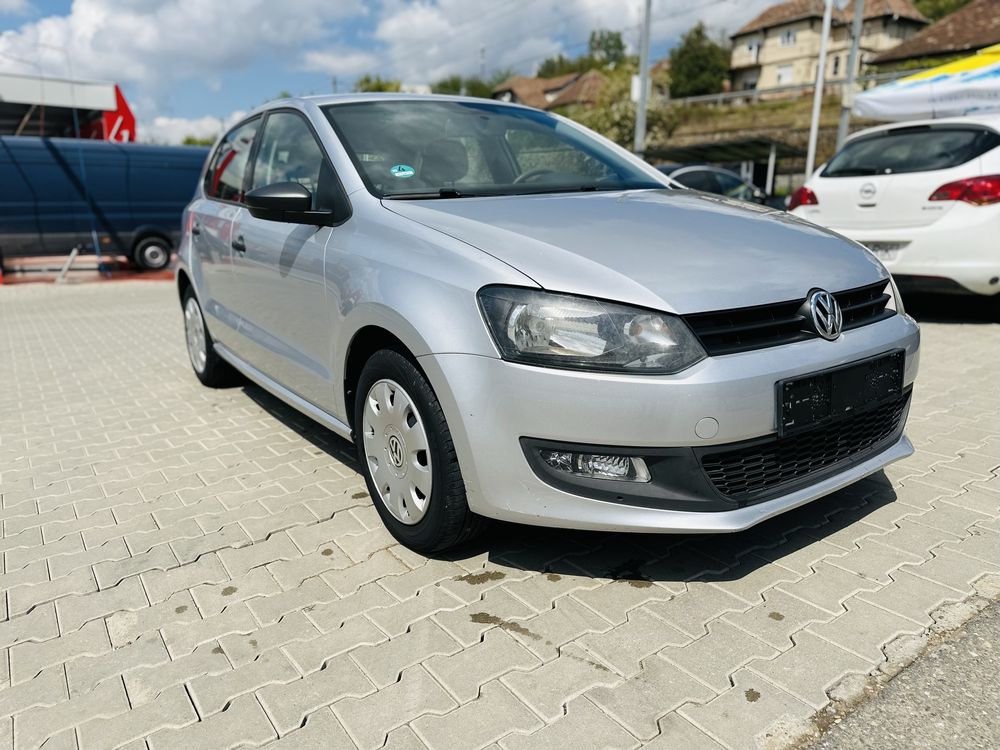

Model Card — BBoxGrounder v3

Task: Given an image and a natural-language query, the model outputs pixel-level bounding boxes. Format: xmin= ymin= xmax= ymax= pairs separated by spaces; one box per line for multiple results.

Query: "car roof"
xmin=845 ymin=113 xmax=1000 ymax=143
xmin=250 ymin=92 xmax=541 ymax=117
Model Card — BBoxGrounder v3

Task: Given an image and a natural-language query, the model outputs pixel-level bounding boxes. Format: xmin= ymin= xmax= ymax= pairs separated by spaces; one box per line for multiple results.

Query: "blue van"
xmin=0 ymin=137 xmax=208 ymax=270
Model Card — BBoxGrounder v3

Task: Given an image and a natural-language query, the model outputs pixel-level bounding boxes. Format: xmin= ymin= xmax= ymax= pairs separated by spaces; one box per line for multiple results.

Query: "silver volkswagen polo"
xmin=178 ymin=94 xmax=919 ymax=551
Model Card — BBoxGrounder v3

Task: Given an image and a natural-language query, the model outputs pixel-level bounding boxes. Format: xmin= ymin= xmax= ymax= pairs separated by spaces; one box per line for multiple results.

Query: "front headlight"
xmin=477 ymin=286 xmax=706 ymax=374
xmin=885 ymin=275 xmax=905 ymax=316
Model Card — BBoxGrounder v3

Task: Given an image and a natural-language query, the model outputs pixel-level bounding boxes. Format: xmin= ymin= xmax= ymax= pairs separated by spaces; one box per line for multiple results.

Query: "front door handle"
xmin=231 ymin=236 xmax=246 ymax=253
xmin=191 ymin=222 xmax=201 ymax=236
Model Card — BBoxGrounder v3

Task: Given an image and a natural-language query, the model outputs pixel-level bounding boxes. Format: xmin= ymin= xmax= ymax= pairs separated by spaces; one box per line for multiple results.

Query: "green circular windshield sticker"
xmin=390 ymin=164 xmax=415 ymax=178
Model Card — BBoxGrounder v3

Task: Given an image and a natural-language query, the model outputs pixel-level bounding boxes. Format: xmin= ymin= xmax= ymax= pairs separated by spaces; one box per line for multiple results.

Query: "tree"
xmin=668 ymin=23 xmax=730 ymax=98
xmin=589 ymin=29 xmax=625 ymax=65
xmin=537 ymin=29 xmax=628 ymax=77
xmin=913 ymin=0 xmax=971 ymax=21
xmin=430 ymin=75 xmax=494 ymax=98
xmin=354 ymin=74 xmax=401 ymax=92
xmin=181 ymin=135 xmax=215 ymax=146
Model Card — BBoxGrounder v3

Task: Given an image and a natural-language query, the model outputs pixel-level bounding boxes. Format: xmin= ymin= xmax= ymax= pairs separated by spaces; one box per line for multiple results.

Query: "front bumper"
xmin=418 ymin=312 xmax=920 ymax=533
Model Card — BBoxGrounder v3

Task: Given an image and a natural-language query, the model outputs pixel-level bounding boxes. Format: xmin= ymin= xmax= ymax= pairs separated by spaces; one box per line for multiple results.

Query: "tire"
xmin=133 ymin=237 xmax=172 ymax=271
xmin=354 ymin=349 xmax=486 ymax=552
xmin=182 ymin=288 xmax=238 ymax=387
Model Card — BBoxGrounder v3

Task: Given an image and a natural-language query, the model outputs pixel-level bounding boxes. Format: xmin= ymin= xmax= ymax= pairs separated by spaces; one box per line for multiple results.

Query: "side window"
xmin=204 ymin=118 xmax=259 ymax=202
xmin=715 ymin=172 xmax=756 ymax=201
xmin=250 ymin=112 xmax=325 ymax=197
xmin=675 ymin=169 xmax=722 ymax=194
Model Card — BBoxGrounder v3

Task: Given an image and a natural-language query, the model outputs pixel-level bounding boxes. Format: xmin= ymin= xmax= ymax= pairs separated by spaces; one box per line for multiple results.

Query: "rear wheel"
xmin=133 ymin=237 xmax=172 ymax=270
xmin=182 ymin=288 xmax=237 ymax=387
xmin=354 ymin=349 xmax=485 ymax=552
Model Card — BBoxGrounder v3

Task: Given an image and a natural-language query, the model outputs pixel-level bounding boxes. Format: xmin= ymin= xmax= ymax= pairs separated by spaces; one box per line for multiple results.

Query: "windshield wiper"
xmin=383 ymin=188 xmax=466 ymax=200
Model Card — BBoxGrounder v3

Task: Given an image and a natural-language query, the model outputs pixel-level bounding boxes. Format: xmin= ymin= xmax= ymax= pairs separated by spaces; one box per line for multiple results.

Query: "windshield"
xmin=822 ymin=126 xmax=1000 ymax=178
xmin=322 ymin=99 xmax=664 ymax=198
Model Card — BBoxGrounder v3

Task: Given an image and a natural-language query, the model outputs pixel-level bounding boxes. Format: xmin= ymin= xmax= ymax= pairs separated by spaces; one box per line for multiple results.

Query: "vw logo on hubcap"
xmin=808 ymin=289 xmax=843 ymax=341
xmin=386 ymin=434 xmax=405 ymax=468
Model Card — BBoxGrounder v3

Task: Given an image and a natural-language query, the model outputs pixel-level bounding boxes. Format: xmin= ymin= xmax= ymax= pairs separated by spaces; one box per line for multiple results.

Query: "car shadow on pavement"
xmin=472 ymin=473 xmax=898 ymax=586
xmin=243 ymin=380 xmax=901 ymax=587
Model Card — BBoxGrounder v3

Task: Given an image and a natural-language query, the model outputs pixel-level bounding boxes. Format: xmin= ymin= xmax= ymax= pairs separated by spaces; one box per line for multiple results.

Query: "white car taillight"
xmin=928 ymin=175 xmax=1000 ymax=206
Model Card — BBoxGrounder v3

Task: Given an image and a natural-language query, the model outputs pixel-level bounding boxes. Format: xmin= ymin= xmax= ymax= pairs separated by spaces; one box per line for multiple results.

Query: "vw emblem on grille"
xmin=808 ymin=289 xmax=843 ymax=340
xmin=859 ymin=182 xmax=877 ymax=201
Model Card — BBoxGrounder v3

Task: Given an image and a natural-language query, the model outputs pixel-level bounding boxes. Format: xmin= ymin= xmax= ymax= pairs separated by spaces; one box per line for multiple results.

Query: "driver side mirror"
xmin=245 ymin=182 xmax=346 ymax=226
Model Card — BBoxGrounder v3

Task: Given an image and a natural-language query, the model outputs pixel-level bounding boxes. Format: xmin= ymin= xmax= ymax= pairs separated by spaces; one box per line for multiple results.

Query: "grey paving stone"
xmin=147 ymin=694 xmax=277 ymax=750
xmin=413 ymin=680 xmax=542 ymax=750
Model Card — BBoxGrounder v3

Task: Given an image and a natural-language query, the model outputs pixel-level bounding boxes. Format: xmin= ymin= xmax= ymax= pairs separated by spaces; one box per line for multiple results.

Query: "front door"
xmin=229 ymin=110 xmax=341 ymax=412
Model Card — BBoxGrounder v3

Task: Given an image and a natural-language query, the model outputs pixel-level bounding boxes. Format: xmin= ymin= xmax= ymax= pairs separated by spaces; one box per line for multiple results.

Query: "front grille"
xmin=700 ymin=391 xmax=910 ymax=503
xmin=684 ymin=280 xmax=895 ymax=356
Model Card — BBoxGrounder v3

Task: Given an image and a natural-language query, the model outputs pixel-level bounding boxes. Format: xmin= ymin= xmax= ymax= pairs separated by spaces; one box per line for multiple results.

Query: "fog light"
xmin=539 ymin=450 xmax=651 ymax=482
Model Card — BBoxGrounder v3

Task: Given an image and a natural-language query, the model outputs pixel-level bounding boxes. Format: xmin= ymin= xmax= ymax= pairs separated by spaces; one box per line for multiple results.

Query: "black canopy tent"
xmin=646 ymin=137 xmax=805 ymax=194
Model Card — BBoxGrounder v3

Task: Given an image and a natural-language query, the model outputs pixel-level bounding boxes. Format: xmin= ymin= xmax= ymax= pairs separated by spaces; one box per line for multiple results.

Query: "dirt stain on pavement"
xmin=605 ymin=559 xmax=653 ymax=588
xmin=321 ymin=548 xmax=334 ymax=557
xmin=211 ymin=646 xmax=225 ymax=655
xmin=768 ymin=611 xmax=785 ymax=621
xmin=352 ymin=491 xmax=368 ymax=499
xmin=174 ymin=605 xmax=188 ymax=614
xmin=222 ymin=586 xmax=238 ymax=596
xmin=249 ymin=639 xmax=258 ymax=650
xmin=455 ymin=571 xmax=506 ymax=585
xmin=470 ymin=612 xmax=541 ymax=640
xmin=745 ymin=688 xmax=761 ymax=703
xmin=546 ymin=573 xmax=562 ymax=582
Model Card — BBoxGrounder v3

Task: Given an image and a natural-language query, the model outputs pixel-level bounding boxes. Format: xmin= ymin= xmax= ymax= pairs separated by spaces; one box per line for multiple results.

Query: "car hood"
xmin=383 ymin=189 xmax=888 ymax=315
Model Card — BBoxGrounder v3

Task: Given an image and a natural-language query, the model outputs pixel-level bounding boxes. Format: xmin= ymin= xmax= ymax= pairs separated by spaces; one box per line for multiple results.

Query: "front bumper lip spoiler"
xmin=568 ymin=434 xmax=914 ymax=534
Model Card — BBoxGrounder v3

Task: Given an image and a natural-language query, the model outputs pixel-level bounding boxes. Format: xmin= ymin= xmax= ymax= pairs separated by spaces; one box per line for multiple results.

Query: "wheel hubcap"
xmin=361 ymin=379 xmax=432 ymax=525
xmin=143 ymin=244 xmax=167 ymax=267
xmin=184 ymin=297 xmax=208 ymax=374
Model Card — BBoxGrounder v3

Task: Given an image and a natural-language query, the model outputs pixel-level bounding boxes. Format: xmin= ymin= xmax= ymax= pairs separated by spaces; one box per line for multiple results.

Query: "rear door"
xmin=805 ymin=124 xmax=1000 ymax=231
xmin=228 ymin=109 xmax=342 ymax=411
xmin=190 ymin=117 xmax=261 ymax=347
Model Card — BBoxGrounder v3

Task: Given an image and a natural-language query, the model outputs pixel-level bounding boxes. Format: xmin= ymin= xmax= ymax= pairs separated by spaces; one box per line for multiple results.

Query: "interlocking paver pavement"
xmin=1 ymin=282 xmax=999 ymax=750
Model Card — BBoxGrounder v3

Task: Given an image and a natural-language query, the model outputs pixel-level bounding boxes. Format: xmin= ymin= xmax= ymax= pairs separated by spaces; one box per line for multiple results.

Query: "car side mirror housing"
xmin=245 ymin=182 xmax=347 ymax=226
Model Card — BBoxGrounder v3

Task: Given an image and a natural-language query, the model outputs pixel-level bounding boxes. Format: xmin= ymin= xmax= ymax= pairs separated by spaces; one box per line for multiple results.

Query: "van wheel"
xmin=182 ymin=289 xmax=237 ymax=387
xmin=134 ymin=237 xmax=172 ymax=270
xmin=354 ymin=349 xmax=486 ymax=552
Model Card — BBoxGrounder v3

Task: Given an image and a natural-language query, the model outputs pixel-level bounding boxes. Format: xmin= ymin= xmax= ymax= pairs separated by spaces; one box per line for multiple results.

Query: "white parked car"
xmin=789 ymin=115 xmax=1000 ymax=301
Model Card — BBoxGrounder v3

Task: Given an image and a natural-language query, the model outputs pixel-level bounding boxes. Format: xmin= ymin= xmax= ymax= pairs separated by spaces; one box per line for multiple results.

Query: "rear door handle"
xmin=191 ymin=222 xmax=201 ymax=236
xmin=231 ymin=236 xmax=246 ymax=253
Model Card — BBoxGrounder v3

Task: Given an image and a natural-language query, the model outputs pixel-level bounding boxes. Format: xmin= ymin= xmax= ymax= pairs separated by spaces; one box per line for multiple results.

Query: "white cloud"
xmin=0 ymin=0 xmax=28 ymax=14
xmin=301 ymin=48 xmax=380 ymax=78
xmin=356 ymin=0 xmax=777 ymax=84
xmin=0 ymin=0 xmax=366 ymax=93
xmin=139 ymin=109 xmax=246 ymax=145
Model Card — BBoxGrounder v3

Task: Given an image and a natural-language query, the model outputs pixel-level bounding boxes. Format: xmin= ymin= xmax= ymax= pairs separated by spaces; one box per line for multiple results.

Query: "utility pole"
xmin=805 ymin=0 xmax=833 ymax=178
xmin=633 ymin=0 xmax=652 ymax=158
xmin=480 ymin=45 xmax=486 ymax=80
xmin=836 ymin=0 xmax=865 ymax=149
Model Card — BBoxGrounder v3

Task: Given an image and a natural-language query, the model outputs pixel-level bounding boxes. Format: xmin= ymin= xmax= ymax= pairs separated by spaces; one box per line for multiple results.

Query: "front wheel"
xmin=354 ymin=349 xmax=485 ymax=552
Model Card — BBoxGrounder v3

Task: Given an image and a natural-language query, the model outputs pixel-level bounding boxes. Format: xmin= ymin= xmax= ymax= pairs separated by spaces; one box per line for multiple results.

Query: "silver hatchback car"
xmin=178 ymin=94 xmax=920 ymax=551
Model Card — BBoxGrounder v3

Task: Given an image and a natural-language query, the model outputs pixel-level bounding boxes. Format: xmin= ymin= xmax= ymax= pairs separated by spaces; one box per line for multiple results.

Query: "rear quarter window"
xmin=822 ymin=126 xmax=1000 ymax=177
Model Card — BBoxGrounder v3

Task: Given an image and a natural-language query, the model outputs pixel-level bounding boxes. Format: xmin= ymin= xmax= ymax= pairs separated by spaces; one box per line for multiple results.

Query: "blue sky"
xmin=0 ymin=0 xmax=773 ymax=142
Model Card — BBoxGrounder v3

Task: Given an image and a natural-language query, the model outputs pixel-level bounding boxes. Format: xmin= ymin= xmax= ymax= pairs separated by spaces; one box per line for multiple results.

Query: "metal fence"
xmin=660 ymin=69 xmax=925 ymax=108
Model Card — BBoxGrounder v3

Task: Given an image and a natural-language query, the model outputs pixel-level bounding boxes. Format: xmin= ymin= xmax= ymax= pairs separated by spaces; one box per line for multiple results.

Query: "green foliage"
xmin=430 ymin=75 xmax=494 ymax=98
xmin=668 ymin=23 xmax=730 ymax=98
xmin=181 ymin=135 xmax=215 ymax=146
xmin=913 ymin=0 xmax=971 ymax=21
xmin=569 ymin=63 xmax=680 ymax=150
xmin=537 ymin=29 xmax=628 ymax=77
xmin=589 ymin=29 xmax=626 ymax=65
xmin=353 ymin=74 xmax=402 ymax=92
